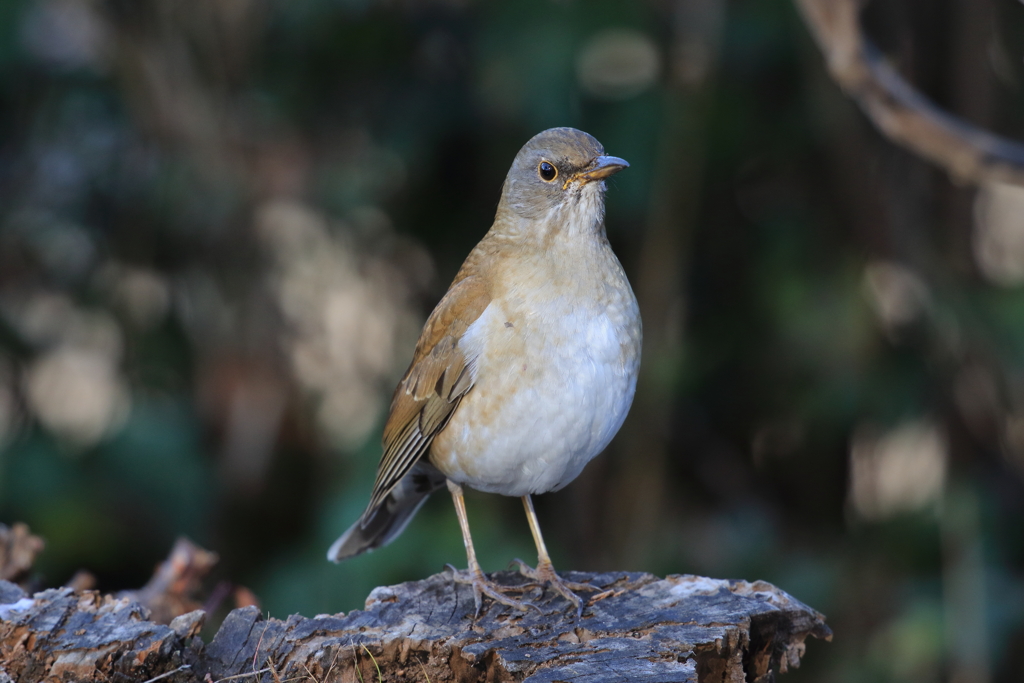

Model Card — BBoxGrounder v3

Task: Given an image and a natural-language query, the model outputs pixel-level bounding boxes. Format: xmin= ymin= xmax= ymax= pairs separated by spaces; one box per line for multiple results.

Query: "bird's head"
xmin=497 ymin=127 xmax=629 ymax=228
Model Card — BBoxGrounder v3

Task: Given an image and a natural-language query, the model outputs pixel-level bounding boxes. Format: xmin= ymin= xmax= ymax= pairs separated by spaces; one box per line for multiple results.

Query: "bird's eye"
xmin=538 ymin=161 xmax=558 ymax=182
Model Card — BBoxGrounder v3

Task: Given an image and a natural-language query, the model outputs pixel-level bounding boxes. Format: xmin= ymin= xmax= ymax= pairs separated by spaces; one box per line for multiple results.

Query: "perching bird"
xmin=328 ymin=127 xmax=641 ymax=617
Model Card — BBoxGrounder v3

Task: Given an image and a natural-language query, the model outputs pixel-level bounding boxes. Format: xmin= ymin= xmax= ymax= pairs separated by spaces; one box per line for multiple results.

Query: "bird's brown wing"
xmin=364 ymin=274 xmax=491 ymax=514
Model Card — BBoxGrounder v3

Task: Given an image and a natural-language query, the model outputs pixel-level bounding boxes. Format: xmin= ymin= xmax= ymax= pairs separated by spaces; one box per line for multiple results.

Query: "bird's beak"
xmin=578 ymin=155 xmax=630 ymax=183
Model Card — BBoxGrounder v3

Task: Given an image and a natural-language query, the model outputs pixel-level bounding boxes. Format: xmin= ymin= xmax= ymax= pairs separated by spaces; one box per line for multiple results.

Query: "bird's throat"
xmin=493 ymin=181 xmax=608 ymax=248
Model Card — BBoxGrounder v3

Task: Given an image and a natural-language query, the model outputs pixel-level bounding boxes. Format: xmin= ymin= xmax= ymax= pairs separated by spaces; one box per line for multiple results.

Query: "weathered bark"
xmin=0 ymin=570 xmax=830 ymax=682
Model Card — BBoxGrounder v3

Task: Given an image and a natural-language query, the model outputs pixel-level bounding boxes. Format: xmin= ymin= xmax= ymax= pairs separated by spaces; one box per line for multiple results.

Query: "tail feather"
xmin=327 ymin=461 xmax=446 ymax=562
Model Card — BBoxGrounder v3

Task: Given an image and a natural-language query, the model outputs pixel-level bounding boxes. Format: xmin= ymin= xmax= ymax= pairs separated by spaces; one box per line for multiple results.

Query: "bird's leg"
xmin=512 ymin=494 xmax=597 ymax=619
xmin=445 ymin=480 xmax=535 ymax=617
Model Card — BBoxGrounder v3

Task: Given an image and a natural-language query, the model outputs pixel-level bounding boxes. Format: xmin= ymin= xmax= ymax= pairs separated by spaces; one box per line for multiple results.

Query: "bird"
xmin=327 ymin=127 xmax=641 ymax=618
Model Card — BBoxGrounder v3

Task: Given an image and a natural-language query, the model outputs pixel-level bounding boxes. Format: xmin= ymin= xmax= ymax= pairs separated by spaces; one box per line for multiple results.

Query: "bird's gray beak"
xmin=578 ymin=155 xmax=629 ymax=183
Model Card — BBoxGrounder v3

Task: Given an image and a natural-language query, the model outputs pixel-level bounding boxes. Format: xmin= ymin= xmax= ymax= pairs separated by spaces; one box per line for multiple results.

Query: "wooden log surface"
xmin=0 ymin=569 xmax=830 ymax=682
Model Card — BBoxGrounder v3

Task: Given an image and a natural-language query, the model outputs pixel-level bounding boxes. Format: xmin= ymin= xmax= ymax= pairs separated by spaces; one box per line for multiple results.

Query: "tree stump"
xmin=0 ymin=570 xmax=831 ymax=682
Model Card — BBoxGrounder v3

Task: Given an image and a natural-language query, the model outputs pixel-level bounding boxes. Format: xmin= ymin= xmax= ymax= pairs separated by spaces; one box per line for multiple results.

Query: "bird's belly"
xmin=429 ymin=298 xmax=640 ymax=496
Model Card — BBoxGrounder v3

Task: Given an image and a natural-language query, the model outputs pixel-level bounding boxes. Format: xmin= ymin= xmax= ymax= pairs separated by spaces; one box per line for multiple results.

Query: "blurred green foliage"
xmin=2 ymin=0 xmax=1024 ymax=681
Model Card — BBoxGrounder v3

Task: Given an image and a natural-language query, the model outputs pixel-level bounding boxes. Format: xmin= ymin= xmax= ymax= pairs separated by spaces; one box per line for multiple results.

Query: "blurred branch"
xmin=794 ymin=0 xmax=1024 ymax=187
xmin=106 ymin=0 xmax=271 ymax=191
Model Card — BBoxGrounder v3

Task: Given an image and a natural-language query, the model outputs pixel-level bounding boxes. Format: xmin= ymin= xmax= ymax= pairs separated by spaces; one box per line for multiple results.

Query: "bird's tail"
xmin=327 ymin=461 xmax=447 ymax=562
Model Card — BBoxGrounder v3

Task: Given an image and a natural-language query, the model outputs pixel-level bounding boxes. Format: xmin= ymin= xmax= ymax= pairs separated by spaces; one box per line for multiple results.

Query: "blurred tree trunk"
xmin=941 ymin=4 xmax=995 ymax=682
xmin=578 ymin=0 xmax=727 ymax=570
xmin=941 ymin=0 xmax=996 ymax=274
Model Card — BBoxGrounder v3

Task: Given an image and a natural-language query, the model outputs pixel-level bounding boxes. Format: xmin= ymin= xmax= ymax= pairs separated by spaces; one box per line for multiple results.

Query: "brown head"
xmin=497 ymin=127 xmax=629 ymax=223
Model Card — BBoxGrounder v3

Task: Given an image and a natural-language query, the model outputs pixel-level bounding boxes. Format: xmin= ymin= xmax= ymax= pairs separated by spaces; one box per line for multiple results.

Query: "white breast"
xmin=428 ymin=241 xmax=641 ymax=497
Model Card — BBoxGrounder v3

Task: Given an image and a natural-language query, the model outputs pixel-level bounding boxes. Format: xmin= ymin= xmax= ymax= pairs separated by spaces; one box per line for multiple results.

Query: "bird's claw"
xmin=446 ymin=564 xmax=541 ymax=618
xmin=510 ymin=558 xmax=596 ymax=620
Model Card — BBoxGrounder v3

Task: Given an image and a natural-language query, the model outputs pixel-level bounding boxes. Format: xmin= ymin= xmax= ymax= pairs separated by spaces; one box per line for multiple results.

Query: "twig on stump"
xmin=0 ymin=523 xmax=45 ymax=585
xmin=0 ymin=570 xmax=830 ymax=682
xmin=119 ymin=537 xmax=221 ymax=625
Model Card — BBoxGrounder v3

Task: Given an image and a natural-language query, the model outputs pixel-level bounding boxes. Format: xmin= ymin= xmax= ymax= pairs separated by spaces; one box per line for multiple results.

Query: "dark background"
xmin=2 ymin=0 xmax=1024 ymax=680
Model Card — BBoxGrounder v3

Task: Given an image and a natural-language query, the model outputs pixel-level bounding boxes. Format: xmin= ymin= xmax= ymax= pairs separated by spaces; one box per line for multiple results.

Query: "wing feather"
xmin=363 ymin=274 xmax=490 ymax=515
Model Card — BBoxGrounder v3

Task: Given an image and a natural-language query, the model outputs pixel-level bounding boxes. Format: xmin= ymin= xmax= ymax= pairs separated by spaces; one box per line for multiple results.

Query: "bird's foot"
xmin=445 ymin=564 xmax=541 ymax=618
xmin=511 ymin=558 xmax=597 ymax=620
